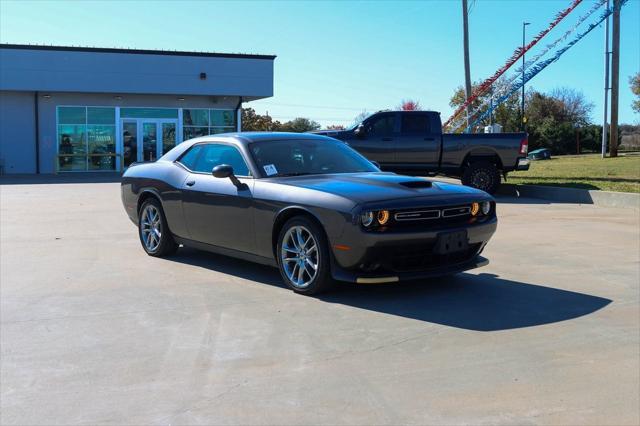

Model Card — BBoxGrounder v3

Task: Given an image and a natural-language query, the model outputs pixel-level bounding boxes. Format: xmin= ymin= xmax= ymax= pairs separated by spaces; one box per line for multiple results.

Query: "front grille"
xmin=388 ymin=204 xmax=473 ymax=229
xmin=394 ymin=209 xmax=440 ymax=221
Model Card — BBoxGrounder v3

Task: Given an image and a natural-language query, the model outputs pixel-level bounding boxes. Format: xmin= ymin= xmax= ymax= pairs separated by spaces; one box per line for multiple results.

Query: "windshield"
xmin=249 ymin=139 xmax=378 ymax=177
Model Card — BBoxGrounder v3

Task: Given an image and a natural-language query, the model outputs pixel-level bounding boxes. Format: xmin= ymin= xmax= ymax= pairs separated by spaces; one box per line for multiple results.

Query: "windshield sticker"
xmin=263 ymin=164 xmax=278 ymax=176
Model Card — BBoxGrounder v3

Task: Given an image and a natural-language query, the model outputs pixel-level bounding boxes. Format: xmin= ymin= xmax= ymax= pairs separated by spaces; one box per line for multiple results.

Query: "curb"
xmin=498 ymin=184 xmax=640 ymax=209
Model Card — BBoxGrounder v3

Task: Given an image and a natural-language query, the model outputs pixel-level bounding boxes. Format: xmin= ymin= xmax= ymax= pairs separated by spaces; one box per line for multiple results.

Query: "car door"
xmin=395 ymin=112 xmax=440 ymax=169
xmin=179 ymin=143 xmax=255 ymax=253
xmin=349 ymin=112 xmax=398 ymax=166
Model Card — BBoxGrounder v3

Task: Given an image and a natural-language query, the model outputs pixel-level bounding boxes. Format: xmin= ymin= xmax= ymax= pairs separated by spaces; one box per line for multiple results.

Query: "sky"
xmin=1 ymin=0 xmax=638 ymax=127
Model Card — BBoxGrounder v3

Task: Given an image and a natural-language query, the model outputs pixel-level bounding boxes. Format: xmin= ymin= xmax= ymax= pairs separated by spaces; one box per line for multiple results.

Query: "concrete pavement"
xmin=1 ymin=181 xmax=638 ymax=425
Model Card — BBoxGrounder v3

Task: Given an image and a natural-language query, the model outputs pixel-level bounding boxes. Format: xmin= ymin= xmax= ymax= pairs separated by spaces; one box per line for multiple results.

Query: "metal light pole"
xmin=601 ymin=0 xmax=610 ymax=158
xmin=521 ymin=22 xmax=530 ymax=131
xmin=462 ymin=0 xmax=473 ymax=133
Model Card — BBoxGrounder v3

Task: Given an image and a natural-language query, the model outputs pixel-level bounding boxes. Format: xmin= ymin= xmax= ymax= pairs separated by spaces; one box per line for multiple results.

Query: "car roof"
xmin=159 ymin=131 xmax=335 ymax=162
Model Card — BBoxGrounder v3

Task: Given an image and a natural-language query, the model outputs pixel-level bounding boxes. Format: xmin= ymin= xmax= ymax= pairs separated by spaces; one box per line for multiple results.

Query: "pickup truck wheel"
xmin=462 ymin=161 xmax=501 ymax=194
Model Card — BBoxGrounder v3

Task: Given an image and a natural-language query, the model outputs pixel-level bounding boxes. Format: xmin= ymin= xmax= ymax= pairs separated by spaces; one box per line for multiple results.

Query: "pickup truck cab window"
xmin=401 ymin=113 xmax=431 ymax=135
xmin=367 ymin=114 xmax=395 ymax=137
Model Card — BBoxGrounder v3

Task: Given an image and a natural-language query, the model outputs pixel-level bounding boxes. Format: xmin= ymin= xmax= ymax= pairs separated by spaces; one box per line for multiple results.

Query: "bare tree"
xmin=550 ymin=87 xmax=594 ymax=126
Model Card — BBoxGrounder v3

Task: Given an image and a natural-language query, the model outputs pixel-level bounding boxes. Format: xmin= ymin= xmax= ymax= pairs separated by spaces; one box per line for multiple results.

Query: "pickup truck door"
xmin=349 ymin=112 xmax=397 ymax=166
xmin=395 ymin=112 xmax=440 ymax=170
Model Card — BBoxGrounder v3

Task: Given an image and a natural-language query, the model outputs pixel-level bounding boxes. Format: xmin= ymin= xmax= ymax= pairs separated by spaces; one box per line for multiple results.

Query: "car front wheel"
xmin=276 ymin=216 xmax=334 ymax=295
xmin=138 ymin=198 xmax=178 ymax=257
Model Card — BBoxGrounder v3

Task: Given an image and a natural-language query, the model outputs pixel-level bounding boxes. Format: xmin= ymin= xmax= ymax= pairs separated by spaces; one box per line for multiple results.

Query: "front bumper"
xmin=329 ymin=218 xmax=497 ymax=283
xmin=332 ymin=255 xmax=490 ymax=283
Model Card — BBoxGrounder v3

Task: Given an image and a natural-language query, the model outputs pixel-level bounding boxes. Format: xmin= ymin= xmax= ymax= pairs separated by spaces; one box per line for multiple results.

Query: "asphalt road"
xmin=1 ymin=180 xmax=639 ymax=425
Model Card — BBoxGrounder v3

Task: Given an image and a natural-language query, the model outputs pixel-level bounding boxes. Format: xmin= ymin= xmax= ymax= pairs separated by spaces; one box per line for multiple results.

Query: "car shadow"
xmin=167 ymin=248 xmax=611 ymax=332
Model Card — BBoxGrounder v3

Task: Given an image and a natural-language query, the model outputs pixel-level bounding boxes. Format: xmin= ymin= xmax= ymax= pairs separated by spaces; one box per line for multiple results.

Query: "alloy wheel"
xmin=141 ymin=204 xmax=162 ymax=252
xmin=280 ymin=225 xmax=319 ymax=288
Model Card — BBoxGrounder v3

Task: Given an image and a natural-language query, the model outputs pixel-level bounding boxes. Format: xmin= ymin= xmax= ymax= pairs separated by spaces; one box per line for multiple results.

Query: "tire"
xmin=276 ymin=216 xmax=334 ymax=295
xmin=138 ymin=198 xmax=178 ymax=257
xmin=461 ymin=161 xmax=501 ymax=194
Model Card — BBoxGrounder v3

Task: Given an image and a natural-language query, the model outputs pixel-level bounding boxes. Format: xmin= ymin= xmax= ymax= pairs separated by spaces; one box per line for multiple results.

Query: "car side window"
xmin=401 ymin=114 xmax=430 ymax=135
xmin=367 ymin=114 xmax=395 ymax=137
xmin=193 ymin=144 xmax=250 ymax=176
xmin=177 ymin=145 xmax=203 ymax=170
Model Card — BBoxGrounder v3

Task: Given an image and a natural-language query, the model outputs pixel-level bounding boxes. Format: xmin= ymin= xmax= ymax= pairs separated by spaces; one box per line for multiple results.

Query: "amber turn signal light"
xmin=377 ymin=210 xmax=390 ymax=225
xmin=471 ymin=202 xmax=480 ymax=216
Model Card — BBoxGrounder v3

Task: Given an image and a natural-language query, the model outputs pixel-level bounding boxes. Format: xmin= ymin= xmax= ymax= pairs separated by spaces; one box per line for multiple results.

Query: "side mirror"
xmin=212 ymin=164 xmax=233 ymax=178
xmin=354 ymin=124 xmax=366 ymax=139
xmin=212 ymin=164 xmax=244 ymax=188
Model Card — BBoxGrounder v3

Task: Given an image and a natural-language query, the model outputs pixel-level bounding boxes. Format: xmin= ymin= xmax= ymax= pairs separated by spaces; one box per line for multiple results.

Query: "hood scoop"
xmin=399 ymin=180 xmax=433 ymax=189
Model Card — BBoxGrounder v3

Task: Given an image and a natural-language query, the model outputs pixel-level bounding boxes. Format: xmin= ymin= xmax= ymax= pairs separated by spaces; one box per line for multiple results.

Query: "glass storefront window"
xmin=183 ymin=126 xmax=209 ymax=141
xmin=210 ymin=110 xmax=235 ymax=127
xmin=58 ymin=125 xmax=86 ymax=154
xmin=88 ymin=125 xmax=116 ymax=170
xmin=58 ymin=107 xmax=86 ymax=125
xmin=210 ymin=127 xmax=236 ymax=134
xmin=58 ymin=124 xmax=86 ymax=171
xmin=57 ymin=106 xmax=116 ymax=171
xmin=88 ymin=107 xmax=116 ymax=125
xmin=183 ymin=109 xmax=209 ymax=126
xmin=120 ymin=108 xmax=178 ymax=119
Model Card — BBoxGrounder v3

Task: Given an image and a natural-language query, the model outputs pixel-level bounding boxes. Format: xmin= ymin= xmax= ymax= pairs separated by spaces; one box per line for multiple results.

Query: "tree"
xmin=630 ymin=72 xmax=640 ymax=114
xmin=398 ymin=99 xmax=422 ymax=111
xmin=449 ymin=78 xmax=521 ymax=132
xmin=549 ymin=87 xmax=594 ymax=126
xmin=326 ymin=124 xmax=346 ymax=130
xmin=350 ymin=111 xmax=371 ymax=128
xmin=279 ymin=117 xmax=321 ymax=133
xmin=241 ymin=108 xmax=282 ymax=131
xmin=525 ymin=88 xmax=595 ymax=154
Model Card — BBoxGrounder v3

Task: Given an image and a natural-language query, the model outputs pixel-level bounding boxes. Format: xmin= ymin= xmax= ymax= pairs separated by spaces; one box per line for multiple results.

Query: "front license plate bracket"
xmin=434 ymin=230 xmax=469 ymax=255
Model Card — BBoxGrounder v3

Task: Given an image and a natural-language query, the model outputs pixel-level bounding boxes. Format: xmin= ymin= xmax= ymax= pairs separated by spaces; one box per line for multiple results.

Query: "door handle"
xmin=185 ymin=180 xmax=196 ymax=187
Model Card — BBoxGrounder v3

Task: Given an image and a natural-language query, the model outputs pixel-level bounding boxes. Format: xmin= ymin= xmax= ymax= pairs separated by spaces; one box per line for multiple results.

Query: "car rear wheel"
xmin=461 ymin=161 xmax=501 ymax=194
xmin=138 ymin=198 xmax=178 ymax=257
xmin=276 ymin=216 xmax=334 ymax=295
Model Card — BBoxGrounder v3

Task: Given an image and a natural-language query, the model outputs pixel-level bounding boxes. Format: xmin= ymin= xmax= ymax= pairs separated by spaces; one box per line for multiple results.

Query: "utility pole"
xmin=462 ymin=0 xmax=472 ymax=133
xmin=609 ymin=0 xmax=621 ymax=157
xmin=521 ymin=22 xmax=530 ymax=131
xmin=601 ymin=0 xmax=610 ymax=158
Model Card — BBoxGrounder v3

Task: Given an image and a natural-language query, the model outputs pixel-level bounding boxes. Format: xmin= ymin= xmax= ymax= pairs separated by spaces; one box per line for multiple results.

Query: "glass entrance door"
xmin=122 ymin=119 xmax=178 ymax=166
xmin=142 ymin=122 xmax=158 ymax=162
xmin=122 ymin=121 xmax=138 ymax=168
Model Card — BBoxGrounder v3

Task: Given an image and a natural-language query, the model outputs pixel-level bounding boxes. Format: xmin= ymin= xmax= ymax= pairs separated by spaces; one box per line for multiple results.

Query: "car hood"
xmin=269 ymin=172 xmax=491 ymax=205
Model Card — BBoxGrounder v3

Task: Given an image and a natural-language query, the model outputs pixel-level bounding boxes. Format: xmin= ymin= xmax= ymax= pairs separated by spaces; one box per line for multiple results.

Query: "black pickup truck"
xmin=313 ymin=110 xmax=530 ymax=194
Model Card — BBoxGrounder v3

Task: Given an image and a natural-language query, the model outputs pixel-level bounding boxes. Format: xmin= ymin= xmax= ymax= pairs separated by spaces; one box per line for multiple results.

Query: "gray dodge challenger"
xmin=121 ymin=132 xmax=497 ymax=294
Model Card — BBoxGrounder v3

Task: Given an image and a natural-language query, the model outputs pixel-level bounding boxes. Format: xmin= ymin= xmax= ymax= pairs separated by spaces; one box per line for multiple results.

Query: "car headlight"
xmin=481 ymin=201 xmax=491 ymax=215
xmin=377 ymin=210 xmax=390 ymax=225
xmin=360 ymin=211 xmax=374 ymax=227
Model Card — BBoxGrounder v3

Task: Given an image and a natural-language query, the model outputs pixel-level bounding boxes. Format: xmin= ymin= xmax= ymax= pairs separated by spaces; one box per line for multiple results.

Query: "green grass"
xmin=508 ymin=153 xmax=640 ymax=193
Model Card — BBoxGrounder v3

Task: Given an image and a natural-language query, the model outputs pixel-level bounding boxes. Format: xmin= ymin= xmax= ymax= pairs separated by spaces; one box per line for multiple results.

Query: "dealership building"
xmin=0 ymin=44 xmax=275 ymax=174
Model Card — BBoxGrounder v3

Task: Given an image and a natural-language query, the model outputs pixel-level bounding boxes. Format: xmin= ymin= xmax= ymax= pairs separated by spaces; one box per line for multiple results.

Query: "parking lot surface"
xmin=1 ymin=179 xmax=639 ymax=425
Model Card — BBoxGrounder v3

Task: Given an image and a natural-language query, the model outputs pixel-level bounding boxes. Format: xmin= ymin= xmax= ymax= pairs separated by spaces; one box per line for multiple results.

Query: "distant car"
xmin=121 ymin=132 xmax=497 ymax=295
xmin=528 ymin=148 xmax=551 ymax=160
